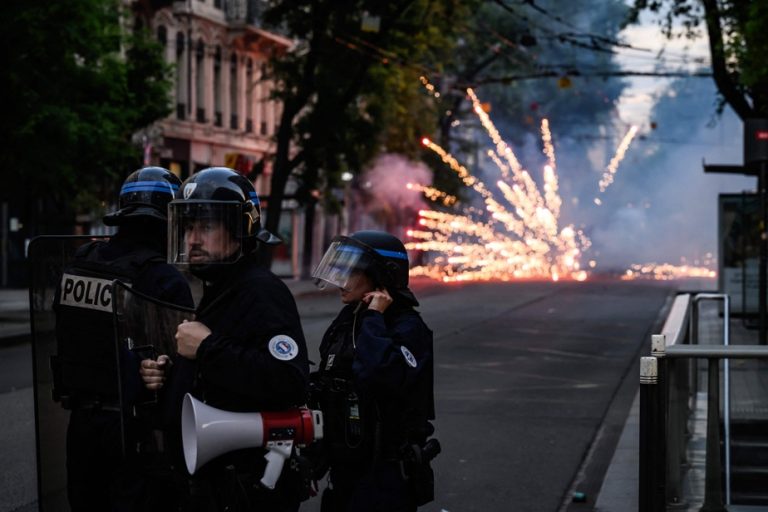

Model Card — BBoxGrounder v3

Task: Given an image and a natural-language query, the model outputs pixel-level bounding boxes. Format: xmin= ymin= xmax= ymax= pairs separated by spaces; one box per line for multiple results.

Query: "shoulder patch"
xmin=268 ymin=335 xmax=299 ymax=361
xmin=400 ymin=345 xmax=418 ymax=368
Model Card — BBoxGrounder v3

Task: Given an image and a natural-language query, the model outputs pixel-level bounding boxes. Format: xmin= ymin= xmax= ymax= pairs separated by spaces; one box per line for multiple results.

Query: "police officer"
xmin=140 ymin=167 xmax=310 ymax=512
xmin=53 ymin=166 xmax=194 ymax=511
xmin=311 ymin=231 xmax=438 ymax=512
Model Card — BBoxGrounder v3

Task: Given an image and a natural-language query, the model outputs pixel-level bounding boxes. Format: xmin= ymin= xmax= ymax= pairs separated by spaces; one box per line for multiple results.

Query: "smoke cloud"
xmin=580 ymin=81 xmax=754 ymax=270
xmin=354 ymin=154 xmax=433 ymax=238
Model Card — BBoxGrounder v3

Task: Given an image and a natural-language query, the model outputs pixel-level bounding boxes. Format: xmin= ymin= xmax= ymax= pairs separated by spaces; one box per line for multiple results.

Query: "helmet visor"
xmin=168 ymin=201 xmax=244 ymax=266
xmin=312 ymin=237 xmax=376 ymax=290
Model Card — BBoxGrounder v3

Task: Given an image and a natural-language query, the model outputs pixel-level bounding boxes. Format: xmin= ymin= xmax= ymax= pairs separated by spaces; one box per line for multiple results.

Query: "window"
xmin=214 ymin=47 xmax=222 ymax=127
xmin=245 ymin=58 xmax=253 ymax=132
xmin=157 ymin=26 xmax=167 ymax=49
xmin=230 ymin=54 xmax=238 ymax=129
xmin=175 ymin=32 xmax=186 ymax=120
xmin=196 ymin=39 xmax=206 ymax=123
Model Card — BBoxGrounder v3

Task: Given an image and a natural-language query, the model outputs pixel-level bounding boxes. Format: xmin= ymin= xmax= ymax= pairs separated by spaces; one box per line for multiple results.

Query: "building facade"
xmin=132 ymin=0 xmax=307 ymax=276
xmin=138 ymin=0 xmax=288 ymax=199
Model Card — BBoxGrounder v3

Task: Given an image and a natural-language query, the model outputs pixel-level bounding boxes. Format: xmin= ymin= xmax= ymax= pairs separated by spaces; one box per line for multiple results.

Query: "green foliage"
xmin=738 ymin=3 xmax=768 ymax=93
xmin=625 ymin=0 xmax=768 ymax=117
xmin=261 ymin=0 xmax=480 ymax=211
xmin=0 ymin=0 xmax=173 ymax=227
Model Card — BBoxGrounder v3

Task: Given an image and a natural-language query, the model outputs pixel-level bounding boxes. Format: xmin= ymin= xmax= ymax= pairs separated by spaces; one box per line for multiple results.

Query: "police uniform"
xmin=161 ymin=167 xmax=311 ymax=512
xmin=54 ymin=230 xmax=194 ymax=511
xmin=159 ymin=255 xmax=309 ymax=512
xmin=315 ymin=300 xmax=435 ymax=512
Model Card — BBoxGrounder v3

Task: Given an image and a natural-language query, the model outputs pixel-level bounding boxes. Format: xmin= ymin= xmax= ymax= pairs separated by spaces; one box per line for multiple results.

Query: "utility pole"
xmin=758 ymin=165 xmax=768 ymax=344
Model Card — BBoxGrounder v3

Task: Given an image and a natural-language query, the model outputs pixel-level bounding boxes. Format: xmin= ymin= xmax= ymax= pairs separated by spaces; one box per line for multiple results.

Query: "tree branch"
xmin=701 ymin=0 xmax=753 ymax=119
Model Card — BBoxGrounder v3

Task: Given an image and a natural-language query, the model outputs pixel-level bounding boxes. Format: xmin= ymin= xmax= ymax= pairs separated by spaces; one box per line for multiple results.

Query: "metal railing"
xmin=639 ymin=292 xmax=768 ymax=512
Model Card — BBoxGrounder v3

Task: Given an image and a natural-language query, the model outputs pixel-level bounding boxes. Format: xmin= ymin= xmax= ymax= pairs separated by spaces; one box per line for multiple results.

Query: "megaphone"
xmin=181 ymin=393 xmax=323 ymax=489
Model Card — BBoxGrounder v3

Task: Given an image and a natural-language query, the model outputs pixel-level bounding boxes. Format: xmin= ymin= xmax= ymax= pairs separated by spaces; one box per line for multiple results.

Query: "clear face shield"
xmin=311 ymin=237 xmax=377 ymax=291
xmin=168 ymin=201 xmax=244 ymax=266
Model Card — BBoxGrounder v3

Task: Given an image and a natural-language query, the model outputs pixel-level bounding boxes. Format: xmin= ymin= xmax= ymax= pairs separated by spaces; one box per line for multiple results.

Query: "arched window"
xmin=214 ymin=47 xmax=222 ymax=127
xmin=195 ymin=39 xmax=206 ymax=123
xmin=245 ymin=58 xmax=253 ymax=133
xmin=157 ymin=26 xmax=167 ymax=49
xmin=230 ymin=54 xmax=238 ymax=129
xmin=260 ymin=62 xmax=268 ymax=135
xmin=175 ymin=32 xmax=186 ymax=120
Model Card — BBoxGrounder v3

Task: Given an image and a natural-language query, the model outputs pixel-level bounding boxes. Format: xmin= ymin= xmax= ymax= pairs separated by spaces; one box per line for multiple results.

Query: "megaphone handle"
xmin=260 ymin=441 xmax=293 ymax=490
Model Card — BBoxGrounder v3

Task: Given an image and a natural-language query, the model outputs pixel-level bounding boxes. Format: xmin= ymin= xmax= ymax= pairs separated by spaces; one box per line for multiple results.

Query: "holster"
xmin=398 ymin=438 xmax=441 ymax=506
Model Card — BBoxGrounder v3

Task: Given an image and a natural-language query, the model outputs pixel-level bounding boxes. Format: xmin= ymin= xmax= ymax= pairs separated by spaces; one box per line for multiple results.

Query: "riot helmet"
xmin=312 ymin=230 xmax=418 ymax=305
xmin=103 ymin=167 xmax=181 ymax=226
xmin=168 ymin=167 xmax=279 ymax=267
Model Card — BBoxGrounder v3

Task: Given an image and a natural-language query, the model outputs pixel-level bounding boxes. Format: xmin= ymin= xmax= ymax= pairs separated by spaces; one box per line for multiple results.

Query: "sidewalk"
xmin=594 ymin=299 xmax=768 ymax=511
xmin=0 ymin=288 xmax=29 ymax=344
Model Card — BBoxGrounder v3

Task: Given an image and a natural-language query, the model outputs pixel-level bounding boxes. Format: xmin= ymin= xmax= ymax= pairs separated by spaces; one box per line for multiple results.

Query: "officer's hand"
xmin=140 ymin=355 xmax=170 ymax=391
xmin=363 ymin=288 xmax=393 ymax=313
xmin=176 ymin=320 xmax=211 ymax=360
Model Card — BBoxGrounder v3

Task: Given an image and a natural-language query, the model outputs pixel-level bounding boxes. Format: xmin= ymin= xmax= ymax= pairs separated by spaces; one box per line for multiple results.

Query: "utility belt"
xmin=312 ymin=375 xmax=355 ymax=396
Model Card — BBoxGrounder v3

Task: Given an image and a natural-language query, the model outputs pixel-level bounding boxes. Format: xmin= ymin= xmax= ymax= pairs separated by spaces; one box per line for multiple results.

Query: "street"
xmin=1 ymin=278 xmax=674 ymax=512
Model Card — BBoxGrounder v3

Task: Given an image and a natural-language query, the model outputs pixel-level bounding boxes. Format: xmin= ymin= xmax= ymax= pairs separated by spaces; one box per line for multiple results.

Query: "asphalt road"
xmin=0 ymin=278 xmax=674 ymax=512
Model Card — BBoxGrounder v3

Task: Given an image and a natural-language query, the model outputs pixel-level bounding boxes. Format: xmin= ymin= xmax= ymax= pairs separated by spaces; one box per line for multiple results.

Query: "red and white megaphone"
xmin=181 ymin=393 xmax=323 ymax=489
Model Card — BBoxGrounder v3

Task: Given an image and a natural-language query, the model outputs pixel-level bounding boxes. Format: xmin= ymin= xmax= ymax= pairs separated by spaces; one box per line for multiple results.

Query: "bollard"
xmin=639 ymin=356 xmax=659 ymax=512
xmin=700 ymin=358 xmax=726 ymax=512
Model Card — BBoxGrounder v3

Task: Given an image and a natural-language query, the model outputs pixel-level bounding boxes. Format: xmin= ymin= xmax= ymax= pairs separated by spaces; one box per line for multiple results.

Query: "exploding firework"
xmin=407 ymin=89 xmax=590 ymax=282
xmin=410 ymin=83 xmax=694 ymax=283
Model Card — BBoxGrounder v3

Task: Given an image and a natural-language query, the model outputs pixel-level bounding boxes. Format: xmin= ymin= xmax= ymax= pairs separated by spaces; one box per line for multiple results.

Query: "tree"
xmin=0 ymin=0 xmax=173 ymax=234
xmin=625 ymin=0 xmax=768 ymax=118
xmin=260 ymin=0 xmax=479 ymax=270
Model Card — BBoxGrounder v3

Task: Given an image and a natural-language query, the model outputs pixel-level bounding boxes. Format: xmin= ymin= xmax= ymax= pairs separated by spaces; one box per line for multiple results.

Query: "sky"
xmin=358 ymin=3 xmax=756 ymax=276
xmin=581 ymin=8 xmax=756 ymax=270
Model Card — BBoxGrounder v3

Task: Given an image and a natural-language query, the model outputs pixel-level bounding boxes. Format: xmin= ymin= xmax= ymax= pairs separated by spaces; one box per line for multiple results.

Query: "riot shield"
xmin=28 ymin=235 xmax=108 ymax=512
xmin=112 ymin=281 xmax=194 ymax=445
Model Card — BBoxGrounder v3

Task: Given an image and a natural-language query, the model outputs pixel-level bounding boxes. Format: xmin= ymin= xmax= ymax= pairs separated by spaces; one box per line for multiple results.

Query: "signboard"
xmin=745 ymin=118 xmax=768 ymax=165
xmin=719 ymin=193 xmax=762 ymax=315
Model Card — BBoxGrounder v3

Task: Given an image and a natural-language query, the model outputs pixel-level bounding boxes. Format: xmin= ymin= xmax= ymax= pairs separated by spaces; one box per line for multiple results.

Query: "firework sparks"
xmin=406 ymin=182 xmax=457 ymax=206
xmin=541 ymin=118 xmax=556 ymax=170
xmin=621 ymin=262 xmax=716 ymax=281
xmin=411 ymin=90 xmax=590 ymax=282
xmin=598 ymin=125 xmax=639 ymax=193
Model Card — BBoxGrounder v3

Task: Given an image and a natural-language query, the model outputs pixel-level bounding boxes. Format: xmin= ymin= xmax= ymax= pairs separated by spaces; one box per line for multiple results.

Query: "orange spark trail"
xmin=598 ymin=125 xmax=638 ymax=193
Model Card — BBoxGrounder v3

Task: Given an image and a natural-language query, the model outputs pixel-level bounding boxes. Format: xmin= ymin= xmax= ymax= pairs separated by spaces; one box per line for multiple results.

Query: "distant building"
xmin=132 ymin=0 xmax=290 ymax=200
xmin=124 ymin=0 xmax=308 ymax=277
